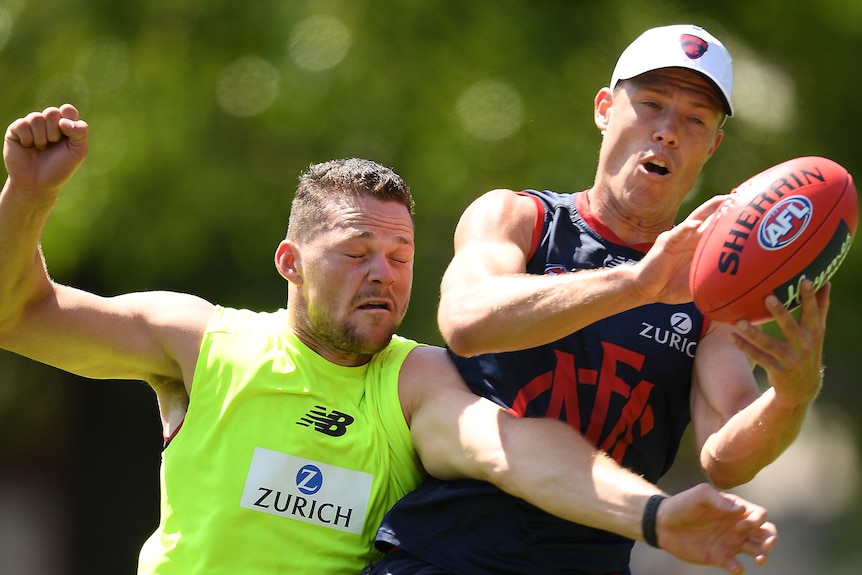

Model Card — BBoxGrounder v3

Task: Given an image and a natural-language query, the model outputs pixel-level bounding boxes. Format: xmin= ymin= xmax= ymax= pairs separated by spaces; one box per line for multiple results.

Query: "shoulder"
xmin=461 ymin=188 xmax=540 ymax=225
xmin=454 ymin=189 xmax=544 ymax=256
xmin=204 ymin=306 xmax=285 ymax=334
xmin=400 ymin=344 xmax=452 ymax=382
xmin=398 ymin=345 xmax=466 ymax=424
xmin=368 ymin=335 xmax=423 ymax=376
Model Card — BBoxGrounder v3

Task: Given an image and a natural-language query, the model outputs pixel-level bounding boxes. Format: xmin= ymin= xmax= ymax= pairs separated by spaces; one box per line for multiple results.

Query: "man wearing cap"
xmin=368 ymin=24 xmax=827 ymax=575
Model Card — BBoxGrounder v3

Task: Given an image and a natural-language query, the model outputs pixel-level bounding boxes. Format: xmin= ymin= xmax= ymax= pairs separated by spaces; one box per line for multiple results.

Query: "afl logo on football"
xmin=758 ymin=195 xmax=813 ymax=251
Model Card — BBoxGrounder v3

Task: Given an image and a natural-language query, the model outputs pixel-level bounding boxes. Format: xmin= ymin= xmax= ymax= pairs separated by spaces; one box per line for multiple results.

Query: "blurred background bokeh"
xmin=1 ymin=0 xmax=860 ymax=573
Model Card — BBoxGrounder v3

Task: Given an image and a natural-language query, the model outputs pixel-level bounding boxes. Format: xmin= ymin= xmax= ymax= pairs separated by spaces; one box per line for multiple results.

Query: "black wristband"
xmin=642 ymin=494 xmax=669 ymax=548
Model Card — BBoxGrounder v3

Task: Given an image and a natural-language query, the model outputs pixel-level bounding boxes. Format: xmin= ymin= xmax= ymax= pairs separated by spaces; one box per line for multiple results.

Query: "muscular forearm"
xmin=417 ymin=388 xmax=660 ymax=540
xmin=494 ymin=414 xmax=661 ymax=541
xmin=439 ymin=217 xmax=707 ymax=357
xmin=701 ymin=387 xmax=810 ymax=488
xmin=1 ymin=105 xmax=88 ymax=332
xmin=495 ymin=415 xmax=778 ymax=571
xmin=0 ymin=181 xmax=57 ymax=331
xmin=439 ymin=265 xmax=646 ymax=356
xmin=415 ymin=381 xmax=776 ymax=570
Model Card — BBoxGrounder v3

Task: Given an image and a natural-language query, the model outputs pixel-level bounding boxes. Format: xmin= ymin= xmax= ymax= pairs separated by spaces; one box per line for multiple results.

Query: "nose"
xmin=367 ymin=253 xmax=395 ymax=285
xmin=653 ymin=112 xmax=680 ymax=147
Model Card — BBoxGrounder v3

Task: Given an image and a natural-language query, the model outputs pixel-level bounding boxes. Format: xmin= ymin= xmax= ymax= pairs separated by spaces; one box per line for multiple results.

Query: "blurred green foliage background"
xmin=1 ymin=0 xmax=860 ymax=573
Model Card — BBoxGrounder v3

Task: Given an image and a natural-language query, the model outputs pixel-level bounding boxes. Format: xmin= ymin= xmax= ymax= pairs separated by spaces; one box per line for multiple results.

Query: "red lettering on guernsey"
xmin=509 ymin=343 xmax=655 ymax=464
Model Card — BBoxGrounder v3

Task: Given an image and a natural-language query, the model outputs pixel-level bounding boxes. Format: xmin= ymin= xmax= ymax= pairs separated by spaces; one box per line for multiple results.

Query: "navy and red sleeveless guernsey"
xmin=372 ymin=190 xmax=710 ymax=575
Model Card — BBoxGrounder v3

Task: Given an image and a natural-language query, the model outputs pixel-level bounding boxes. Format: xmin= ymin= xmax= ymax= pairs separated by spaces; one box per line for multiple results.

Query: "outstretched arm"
xmin=401 ymin=346 xmax=776 ymax=574
xmin=692 ymin=280 xmax=828 ymax=488
xmin=0 ymin=105 xmax=212 ymax=391
xmin=0 ymin=104 xmax=88 ymax=327
xmin=438 ymin=189 xmax=725 ymax=356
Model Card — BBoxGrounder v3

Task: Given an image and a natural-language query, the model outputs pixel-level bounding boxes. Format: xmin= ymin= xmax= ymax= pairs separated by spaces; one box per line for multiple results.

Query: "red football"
xmin=690 ymin=156 xmax=857 ymax=324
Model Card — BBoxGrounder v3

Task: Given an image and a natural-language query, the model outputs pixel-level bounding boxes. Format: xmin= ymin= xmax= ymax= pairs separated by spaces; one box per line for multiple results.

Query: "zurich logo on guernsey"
xmin=241 ymin=447 xmax=373 ymax=534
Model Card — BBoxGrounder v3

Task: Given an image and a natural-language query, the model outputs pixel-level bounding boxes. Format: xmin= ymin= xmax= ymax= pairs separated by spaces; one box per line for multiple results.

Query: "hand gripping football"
xmin=690 ymin=156 xmax=857 ymax=324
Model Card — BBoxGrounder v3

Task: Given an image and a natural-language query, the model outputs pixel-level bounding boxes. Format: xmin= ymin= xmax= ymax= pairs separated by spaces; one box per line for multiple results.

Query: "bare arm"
xmin=0 ymin=105 xmax=87 ymax=329
xmin=0 ymin=105 xmax=212 ymax=393
xmin=692 ymin=281 xmax=827 ymax=488
xmin=400 ymin=346 xmax=776 ymax=574
xmin=438 ymin=189 xmax=725 ymax=356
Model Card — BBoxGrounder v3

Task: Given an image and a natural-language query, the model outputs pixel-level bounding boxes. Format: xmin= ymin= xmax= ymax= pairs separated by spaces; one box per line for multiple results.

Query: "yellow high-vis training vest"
xmin=137 ymin=307 xmax=424 ymax=574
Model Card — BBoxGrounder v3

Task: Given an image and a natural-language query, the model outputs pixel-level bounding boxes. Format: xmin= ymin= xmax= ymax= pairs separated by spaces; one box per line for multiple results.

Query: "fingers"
xmin=701 ymin=487 xmax=746 ymax=514
xmin=799 ymin=280 xmax=830 ymax=332
xmin=688 ymin=194 xmax=731 ymax=223
xmin=765 ymin=279 xmax=820 ymax=344
xmin=731 ymin=500 xmax=777 ymax=563
xmin=706 ymin=491 xmax=776 ymax=571
xmin=739 ymin=522 xmax=777 ymax=569
xmin=733 ymin=279 xmax=827 ymax=354
xmin=717 ymin=512 xmax=775 ymax=574
xmin=4 ymin=104 xmax=89 ymax=192
xmin=662 ymin=218 xmax=702 ymax=248
xmin=59 ymin=103 xmax=80 ymax=121
xmin=7 ymin=109 xmax=58 ymax=149
xmin=731 ymin=279 xmax=826 ymax=407
xmin=59 ymin=104 xmax=88 ymax=143
xmin=749 ymin=526 xmax=778 ymax=565
xmin=720 ymin=555 xmax=745 ymax=575
xmin=6 ymin=104 xmax=84 ymax=149
xmin=769 ymin=279 xmax=828 ymax=334
xmin=659 ymin=485 xmax=779 ymax=574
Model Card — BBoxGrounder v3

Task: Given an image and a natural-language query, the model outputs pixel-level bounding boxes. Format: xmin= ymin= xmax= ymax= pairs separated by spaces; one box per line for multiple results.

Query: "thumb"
xmin=58 ymin=103 xmax=88 ymax=145
xmin=58 ymin=118 xmax=89 ymax=144
xmin=710 ymin=491 xmax=746 ymax=514
xmin=688 ymin=194 xmax=730 ymax=223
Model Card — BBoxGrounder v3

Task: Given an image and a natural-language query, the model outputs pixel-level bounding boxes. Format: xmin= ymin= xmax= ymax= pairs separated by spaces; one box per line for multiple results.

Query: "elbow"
xmin=438 ymin=308 xmax=487 ymax=358
xmin=0 ymin=306 xmax=23 ymax=341
xmin=701 ymin=458 xmax=757 ymax=490
xmin=0 ymin=271 xmax=54 ymax=335
xmin=441 ymin=323 xmax=502 ymax=358
xmin=699 ymin=434 xmax=758 ymax=489
xmin=443 ymin=329 xmax=484 ymax=358
xmin=708 ymin=473 xmax=747 ymax=491
xmin=0 ymin=282 xmax=55 ymax=345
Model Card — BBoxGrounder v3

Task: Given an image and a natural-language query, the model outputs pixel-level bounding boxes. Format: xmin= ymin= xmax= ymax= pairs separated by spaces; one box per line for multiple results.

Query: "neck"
xmin=585 ymin=186 xmax=676 ymax=245
xmin=294 ymin=328 xmax=372 ymax=367
xmin=287 ymin=305 xmax=373 ymax=368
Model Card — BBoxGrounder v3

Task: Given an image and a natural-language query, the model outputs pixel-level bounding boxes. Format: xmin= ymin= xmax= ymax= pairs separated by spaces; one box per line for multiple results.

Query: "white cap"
xmin=610 ymin=24 xmax=734 ymax=116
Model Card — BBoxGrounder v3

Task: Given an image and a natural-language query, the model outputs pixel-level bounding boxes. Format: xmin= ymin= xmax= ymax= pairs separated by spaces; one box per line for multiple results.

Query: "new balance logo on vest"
xmin=296 ymin=405 xmax=355 ymax=437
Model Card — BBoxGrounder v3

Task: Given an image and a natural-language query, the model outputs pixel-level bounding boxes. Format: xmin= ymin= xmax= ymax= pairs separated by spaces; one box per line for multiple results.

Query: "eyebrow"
xmin=629 ymin=74 xmax=723 ymax=111
xmin=343 ymin=229 xmax=415 ymax=247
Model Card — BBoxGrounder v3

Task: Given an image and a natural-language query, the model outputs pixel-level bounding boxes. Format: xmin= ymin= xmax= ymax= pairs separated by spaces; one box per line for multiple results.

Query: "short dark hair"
xmin=287 ymin=158 xmax=414 ymax=241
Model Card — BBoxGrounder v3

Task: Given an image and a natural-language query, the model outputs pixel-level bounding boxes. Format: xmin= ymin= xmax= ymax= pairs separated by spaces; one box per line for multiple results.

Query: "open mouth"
xmin=645 ymin=160 xmax=670 ymax=176
xmin=358 ymin=301 xmax=390 ymax=311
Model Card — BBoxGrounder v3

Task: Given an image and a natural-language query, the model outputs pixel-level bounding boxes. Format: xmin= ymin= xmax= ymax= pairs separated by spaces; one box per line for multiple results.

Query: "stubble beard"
xmin=308 ymin=307 xmax=397 ymax=357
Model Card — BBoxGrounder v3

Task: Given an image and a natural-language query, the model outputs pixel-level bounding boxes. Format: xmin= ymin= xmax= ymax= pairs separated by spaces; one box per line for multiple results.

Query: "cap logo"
xmin=679 ymin=34 xmax=708 ymax=60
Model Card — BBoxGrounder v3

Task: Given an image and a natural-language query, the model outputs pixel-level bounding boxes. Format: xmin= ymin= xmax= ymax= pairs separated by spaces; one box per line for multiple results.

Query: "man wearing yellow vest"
xmin=1 ymin=104 xmax=776 ymax=574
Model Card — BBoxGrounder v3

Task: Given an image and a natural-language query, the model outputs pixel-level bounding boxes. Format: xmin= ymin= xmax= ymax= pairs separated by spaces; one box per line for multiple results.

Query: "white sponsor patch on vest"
xmin=240 ymin=447 xmax=372 ymax=534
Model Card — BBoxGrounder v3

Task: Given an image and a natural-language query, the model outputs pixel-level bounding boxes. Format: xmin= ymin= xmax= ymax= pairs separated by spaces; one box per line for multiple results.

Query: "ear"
xmin=705 ymin=129 xmax=724 ymax=160
xmin=594 ymin=87 xmax=614 ymax=133
xmin=275 ymin=239 xmax=303 ymax=285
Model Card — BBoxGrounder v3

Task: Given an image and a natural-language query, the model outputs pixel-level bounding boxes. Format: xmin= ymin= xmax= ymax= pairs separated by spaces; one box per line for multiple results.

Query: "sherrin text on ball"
xmin=690 ymin=156 xmax=857 ymax=324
